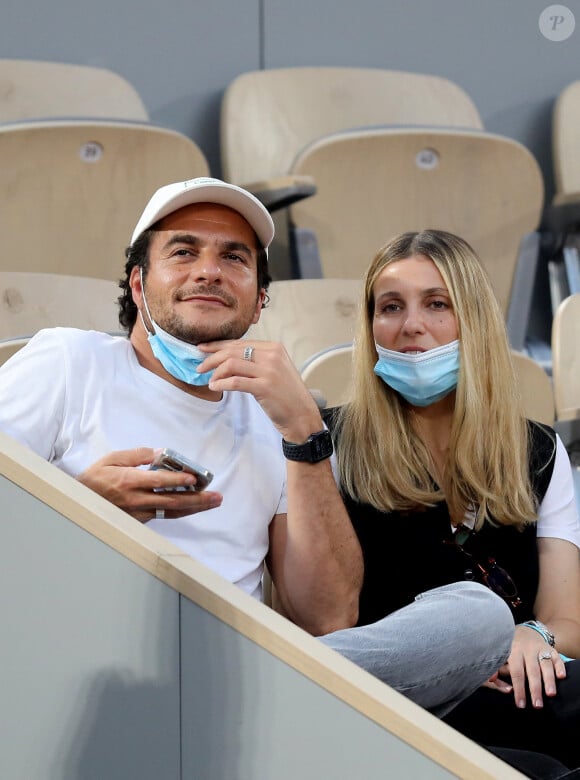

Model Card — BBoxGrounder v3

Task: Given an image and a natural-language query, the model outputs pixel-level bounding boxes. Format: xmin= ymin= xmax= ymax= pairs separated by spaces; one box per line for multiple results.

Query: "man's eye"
xmin=224 ymin=253 xmax=246 ymax=263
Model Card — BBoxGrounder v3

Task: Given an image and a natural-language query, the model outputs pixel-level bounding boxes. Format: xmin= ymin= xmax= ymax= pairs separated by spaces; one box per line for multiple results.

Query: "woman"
xmin=327 ymin=229 xmax=580 ymax=767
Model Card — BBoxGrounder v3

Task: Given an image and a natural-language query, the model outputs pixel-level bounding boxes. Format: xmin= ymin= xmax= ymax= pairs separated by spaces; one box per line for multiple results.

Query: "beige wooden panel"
xmin=0 ymin=271 xmax=120 ymax=338
xmin=0 ymin=336 xmax=29 ymax=366
xmin=0 ymin=120 xmax=209 ymax=280
xmin=222 ymin=67 xmax=482 ymax=185
xmin=511 ymin=350 xmax=555 ymax=426
xmin=291 ymin=128 xmax=543 ymax=316
xmin=552 ymin=293 xmax=580 ymax=421
xmin=0 ymin=59 xmax=148 ymax=121
xmin=301 ymin=344 xmax=354 ymax=408
xmin=0 ymin=430 xmax=522 ymax=779
xmin=247 ymin=278 xmax=362 ymax=368
xmin=552 ymin=80 xmax=580 ymax=200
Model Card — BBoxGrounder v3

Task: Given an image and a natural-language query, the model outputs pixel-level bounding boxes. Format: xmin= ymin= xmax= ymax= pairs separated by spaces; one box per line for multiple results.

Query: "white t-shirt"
xmin=0 ymin=328 xmax=288 ymax=598
xmin=536 ymin=434 xmax=580 ymax=548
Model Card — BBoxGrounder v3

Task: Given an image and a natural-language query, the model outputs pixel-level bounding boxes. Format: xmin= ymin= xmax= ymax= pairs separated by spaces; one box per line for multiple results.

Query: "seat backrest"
xmin=246 ymin=278 xmax=362 ymax=369
xmin=300 ymin=344 xmax=354 ymax=409
xmin=0 ymin=272 xmax=121 ymax=338
xmin=221 ymin=67 xmax=482 ymax=185
xmin=510 ymin=350 xmax=555 ymax=426
xmin=0 ymin=120 xmax=209 ymax=280
xmin=552 ymin=80 xmax=580 ymax=203
xmin=290 ymin=127 xmax=544 ymax=316
xmin=0 ymin=59 xmax=148 ymax=121
xmin=0 ymin=336 xmax=30 ymax=367
xmin=551 ymin=293 xmax=580 ymax=421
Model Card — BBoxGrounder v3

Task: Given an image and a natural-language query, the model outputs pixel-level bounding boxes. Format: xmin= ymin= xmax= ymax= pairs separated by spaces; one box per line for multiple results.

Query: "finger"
xmin=509 ymin=664 xmax=528 ymax=708
xmin=97 ymin=447 xmax=157 ymax=468
xmin=482 ymin=678 xmax=513 ymax=693
xmin=537 ymin=649 xmax=559 ymax=698
xmin=145 ymin=490 xmax=223 ymax=521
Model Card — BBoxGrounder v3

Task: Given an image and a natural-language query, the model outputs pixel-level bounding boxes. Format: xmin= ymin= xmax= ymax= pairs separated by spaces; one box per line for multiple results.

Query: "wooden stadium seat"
xmin=0 ymin=59 xmax=148 ymax=121
xmin=300 ymin=344 xmax=355 ymax=409
xmin=0 ymin=272 xmax=121 ymax=338
xmin=247 ymin=278 xmax=362 ymax=370
xmin=552 ymin=80 xmax=580 ymax=205
xmin=290 ymin=127 xmax=543 ymax=317
xmin=0 ymin=336 xmax=29 ymax=367
xmin=221 ymin=66 xmax=482 ymax=193
xmin=511 ymin=350 xmax=555 ymax=426
xmin=0 ymin=119 xmax=209 ymax=280
xmin=552 ymin=293 xmax=580 ymax=421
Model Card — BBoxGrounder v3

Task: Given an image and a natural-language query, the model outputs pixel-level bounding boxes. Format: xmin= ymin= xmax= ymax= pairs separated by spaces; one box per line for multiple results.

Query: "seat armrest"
xmin=543 ymin=194 xmax=580 ymax=234
xmin=241 ymin=175 xmax=316 ymax=212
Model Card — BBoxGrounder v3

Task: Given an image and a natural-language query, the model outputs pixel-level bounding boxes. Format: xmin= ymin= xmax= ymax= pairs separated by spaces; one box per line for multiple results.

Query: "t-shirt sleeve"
xmin=537 ymin=433 xmax=580 ymax=549
xmin=0 ymin=329 xmax=67 ymax=460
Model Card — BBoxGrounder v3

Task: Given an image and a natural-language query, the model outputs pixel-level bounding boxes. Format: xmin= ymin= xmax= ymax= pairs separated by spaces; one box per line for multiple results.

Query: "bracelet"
xmin=521 ymin=620 xmax=556 ymax=647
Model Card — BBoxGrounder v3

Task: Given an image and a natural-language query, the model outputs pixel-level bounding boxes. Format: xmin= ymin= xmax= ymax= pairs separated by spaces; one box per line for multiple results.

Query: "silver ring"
xmin=243 ymin=345 xmax=255 ymax=362
xmin=538 ymin=651 xmax=552 ymax=663
xmin=155 ymin=509 xmax=165 ymax=520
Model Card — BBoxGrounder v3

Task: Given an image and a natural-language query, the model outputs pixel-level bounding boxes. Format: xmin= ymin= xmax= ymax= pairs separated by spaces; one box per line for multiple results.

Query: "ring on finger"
xmin=155 ymin=509 xmax=165 ymax=520
xmin=538 ymin=650 xmax=552 ymax=663
xmin=243 ymin=345 xmax=255 ymax=362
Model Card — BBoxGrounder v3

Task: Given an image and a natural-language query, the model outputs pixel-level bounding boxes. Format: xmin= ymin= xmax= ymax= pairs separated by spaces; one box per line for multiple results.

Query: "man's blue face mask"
xmin=373 ymin=339 xmax=460 ymax=407
xmin=139 ymin=268 xmax=214 ymax=386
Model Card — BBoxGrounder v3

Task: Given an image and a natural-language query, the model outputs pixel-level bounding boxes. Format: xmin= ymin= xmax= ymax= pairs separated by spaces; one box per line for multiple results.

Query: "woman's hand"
xmin=497 ymin=624 xmax=566 ymax=708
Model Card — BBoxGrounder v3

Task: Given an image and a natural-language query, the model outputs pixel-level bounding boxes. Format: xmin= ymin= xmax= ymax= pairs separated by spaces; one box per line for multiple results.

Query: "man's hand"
xmin=198 ymin=340 xmax=324 ymax=442
xmin=77 ymin=447 xmax=223 ymax=522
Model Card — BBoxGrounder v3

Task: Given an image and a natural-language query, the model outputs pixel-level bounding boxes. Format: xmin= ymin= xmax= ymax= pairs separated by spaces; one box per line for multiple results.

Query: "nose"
xmin=192 ymin=248 xmax=222 ymax=283
xmin=402 ymin=306 xmax=426 ymax=335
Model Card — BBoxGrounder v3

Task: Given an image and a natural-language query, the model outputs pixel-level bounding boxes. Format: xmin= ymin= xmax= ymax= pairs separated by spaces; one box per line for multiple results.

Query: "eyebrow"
xmin=161 ymin=233 xmax=255 ymax=258
xmin=376 ymin=286 xmax=449 ymax=298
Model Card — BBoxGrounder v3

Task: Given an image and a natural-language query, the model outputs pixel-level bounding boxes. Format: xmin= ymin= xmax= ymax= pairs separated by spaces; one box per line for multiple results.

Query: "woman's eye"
xmin=429 ymin=300 xmax=449 ymax=310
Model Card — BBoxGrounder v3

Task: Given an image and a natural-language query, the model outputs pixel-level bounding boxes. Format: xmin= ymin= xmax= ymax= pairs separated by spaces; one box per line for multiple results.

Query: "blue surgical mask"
xmin=374 ymin=340 xmax=460 ymax=407
xmin=139 ymin=270 xmax=214 ymax=386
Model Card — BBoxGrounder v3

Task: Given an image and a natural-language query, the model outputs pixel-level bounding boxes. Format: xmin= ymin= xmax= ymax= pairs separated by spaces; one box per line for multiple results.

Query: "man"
xmin=0 ymin=177 xmax=513 ymax=714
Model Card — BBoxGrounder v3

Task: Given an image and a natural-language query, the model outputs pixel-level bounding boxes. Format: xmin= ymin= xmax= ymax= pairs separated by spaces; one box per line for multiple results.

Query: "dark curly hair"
xmin=117 ymin=227 xmax=272 ymax=333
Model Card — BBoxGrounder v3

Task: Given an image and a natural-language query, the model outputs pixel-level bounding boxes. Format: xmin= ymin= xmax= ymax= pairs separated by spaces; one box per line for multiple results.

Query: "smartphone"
xmin=149 ymin=448 xmax=214 ymax=492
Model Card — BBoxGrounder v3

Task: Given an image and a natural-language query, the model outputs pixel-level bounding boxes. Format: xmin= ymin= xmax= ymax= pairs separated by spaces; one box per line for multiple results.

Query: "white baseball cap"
xmin=131 ymin=177 xmax=275 ymax=248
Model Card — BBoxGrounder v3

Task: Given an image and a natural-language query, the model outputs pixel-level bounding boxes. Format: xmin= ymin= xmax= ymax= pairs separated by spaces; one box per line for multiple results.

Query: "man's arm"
xmin=199 ymin=339 xmax=363 ymax=635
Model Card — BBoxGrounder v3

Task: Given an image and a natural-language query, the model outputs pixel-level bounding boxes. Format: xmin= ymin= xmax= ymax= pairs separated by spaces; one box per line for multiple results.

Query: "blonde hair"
xmin=336 ymin=229 xmax=538 ymax=528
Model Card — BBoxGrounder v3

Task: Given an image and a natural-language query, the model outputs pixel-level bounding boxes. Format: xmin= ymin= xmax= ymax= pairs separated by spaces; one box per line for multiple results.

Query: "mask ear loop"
xmin=139 ymin=267 xmax=155 ymax=336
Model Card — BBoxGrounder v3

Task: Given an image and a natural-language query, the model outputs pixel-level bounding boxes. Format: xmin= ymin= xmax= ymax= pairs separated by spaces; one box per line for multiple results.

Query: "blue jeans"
xmin=319 ymin=581 xmax=514 ymax=717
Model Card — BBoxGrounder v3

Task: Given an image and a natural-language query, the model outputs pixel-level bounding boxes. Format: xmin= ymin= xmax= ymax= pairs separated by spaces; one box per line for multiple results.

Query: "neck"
xmin=409 ymin=391 xmax=456 ymax=482
xmin=130 ymin=324 xmax=223 ymax=402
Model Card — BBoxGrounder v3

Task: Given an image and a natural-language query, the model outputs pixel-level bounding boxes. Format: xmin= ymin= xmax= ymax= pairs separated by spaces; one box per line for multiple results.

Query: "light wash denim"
xmin=319 ymin=581 xmax=514 ymax=717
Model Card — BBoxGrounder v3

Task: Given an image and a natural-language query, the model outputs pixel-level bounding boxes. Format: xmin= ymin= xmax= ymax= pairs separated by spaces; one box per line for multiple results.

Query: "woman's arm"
xmin=503 ymin=436 xmax=580 ymax=708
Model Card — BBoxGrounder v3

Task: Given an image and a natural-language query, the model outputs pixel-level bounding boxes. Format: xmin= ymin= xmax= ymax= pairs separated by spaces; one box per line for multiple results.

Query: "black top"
xmin=324 ymin=410 xmax=557 ymax=627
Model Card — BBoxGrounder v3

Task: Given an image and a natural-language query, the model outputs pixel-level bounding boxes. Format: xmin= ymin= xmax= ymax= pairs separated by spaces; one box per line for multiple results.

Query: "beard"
xmin=147 ymin=283 xmax=259 ymax=345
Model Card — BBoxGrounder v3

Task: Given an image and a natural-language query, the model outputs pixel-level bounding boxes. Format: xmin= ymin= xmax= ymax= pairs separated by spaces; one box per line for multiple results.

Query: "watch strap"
xmin=282 ymin=429 xmax=333 ymax=463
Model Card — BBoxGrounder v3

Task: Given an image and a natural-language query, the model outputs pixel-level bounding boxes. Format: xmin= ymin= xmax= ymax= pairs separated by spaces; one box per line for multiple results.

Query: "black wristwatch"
xmin=282 ymin=429 xmax=333 ymax=463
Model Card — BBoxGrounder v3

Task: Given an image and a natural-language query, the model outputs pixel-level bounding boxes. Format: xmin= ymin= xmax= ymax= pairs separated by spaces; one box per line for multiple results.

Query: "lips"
xmin=400 ymin=346 xmax=426 ymax=354
xmin=178 ymin=286 xmax=234 ymax=307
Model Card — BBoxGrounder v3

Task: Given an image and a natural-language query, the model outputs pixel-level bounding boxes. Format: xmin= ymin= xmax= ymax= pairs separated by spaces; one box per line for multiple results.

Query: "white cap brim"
xmin=131 ymin=177 xmax=275 ymax=248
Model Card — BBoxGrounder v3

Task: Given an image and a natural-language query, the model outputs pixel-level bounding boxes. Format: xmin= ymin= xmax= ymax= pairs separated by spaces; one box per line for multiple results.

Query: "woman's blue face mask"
xmin=373 ymin=340 xmax=460 ymax=407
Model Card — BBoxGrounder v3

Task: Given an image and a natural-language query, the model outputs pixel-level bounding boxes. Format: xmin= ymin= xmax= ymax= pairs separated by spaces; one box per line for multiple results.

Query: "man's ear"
xmin=129 ymin=265 xmax=143 ymax=307
xmin=251 ymin=288 xmax=267 ymax=324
